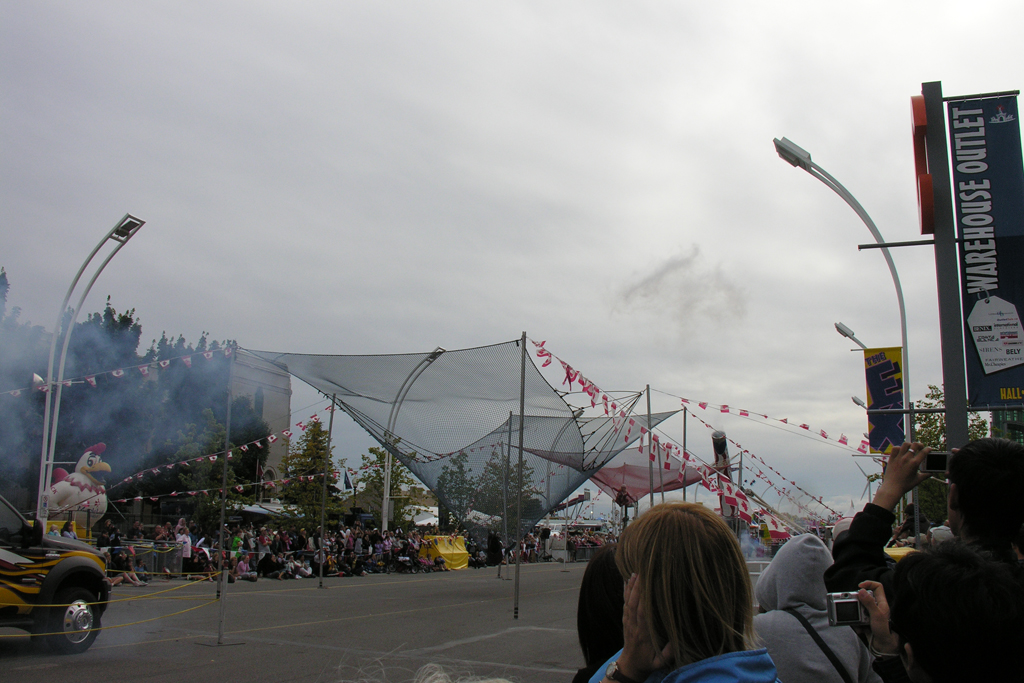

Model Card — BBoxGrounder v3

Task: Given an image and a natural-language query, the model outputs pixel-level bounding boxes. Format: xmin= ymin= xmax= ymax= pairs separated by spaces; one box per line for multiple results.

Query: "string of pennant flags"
xmin=105 ymin=469 xmax=343 ymax=505
xmin=684 ymin=411 xmax=843 ymax=518
xmin=678 ymin=397 xmax=872 ymax=455
xmin=1 ymin=347 xmax=237 ymax=398
xmin=530 ymin=339 xmax=837 ymax=524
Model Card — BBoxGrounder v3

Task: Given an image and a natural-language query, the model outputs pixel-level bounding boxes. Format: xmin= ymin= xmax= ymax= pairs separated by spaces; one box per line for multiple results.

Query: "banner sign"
xmin=864 ymin=347 xmax=905 ymax=455
xmin=947 ymin=95 xmax=1024 ymax=405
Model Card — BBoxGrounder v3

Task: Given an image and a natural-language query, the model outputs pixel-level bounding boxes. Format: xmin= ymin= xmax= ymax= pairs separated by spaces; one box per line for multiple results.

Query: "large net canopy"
xmin=246 ymin=340 xmax=676 ymax=538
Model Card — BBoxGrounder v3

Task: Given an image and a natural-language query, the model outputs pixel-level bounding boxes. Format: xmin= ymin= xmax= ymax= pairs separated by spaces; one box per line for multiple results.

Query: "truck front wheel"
xmin=46 ymin=587 xmax=100 ymax=654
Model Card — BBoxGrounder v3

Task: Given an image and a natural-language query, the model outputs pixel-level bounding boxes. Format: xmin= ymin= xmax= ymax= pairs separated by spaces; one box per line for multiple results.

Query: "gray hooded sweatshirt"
xmin=753 ymin=534 xmax=881 ymax=683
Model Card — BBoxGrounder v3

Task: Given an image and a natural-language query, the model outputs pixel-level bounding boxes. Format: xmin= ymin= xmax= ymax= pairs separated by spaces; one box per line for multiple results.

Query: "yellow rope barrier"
xmin=0 ymin=598 xmax=219 ymax=639
xmin=0 ymin=572 xmax=221 ymax=608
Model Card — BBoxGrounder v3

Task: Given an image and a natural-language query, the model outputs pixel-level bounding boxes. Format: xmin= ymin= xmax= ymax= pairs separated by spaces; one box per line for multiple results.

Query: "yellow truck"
xmin=0 ymin=494 xmax=109 ymax=653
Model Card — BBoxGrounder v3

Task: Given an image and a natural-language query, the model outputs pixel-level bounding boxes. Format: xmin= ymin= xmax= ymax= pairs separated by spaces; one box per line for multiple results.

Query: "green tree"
xmin=435 ymin=451 xmax=475 ymax=526
xmin=173 ymin=410 xmax=248 ymax=533
xmin=354 ymin=446 xmax=424 ymax=529
xmin=0 ymin=270 xmax=270 ymax=513
xmin=278 ymin=421 xmax=343 ymax=526
xmin=472 ymin=448 xmax=543 ymax=536
xmin=911 ymin=384 xmax=990 ymax=524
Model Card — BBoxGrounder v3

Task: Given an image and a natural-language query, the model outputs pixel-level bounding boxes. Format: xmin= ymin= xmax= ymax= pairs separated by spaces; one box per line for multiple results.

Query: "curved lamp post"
xmin=774 ymin=137 xmax=910 ymax=422
xmin=36 ymin=214 xmax=146 ymax=523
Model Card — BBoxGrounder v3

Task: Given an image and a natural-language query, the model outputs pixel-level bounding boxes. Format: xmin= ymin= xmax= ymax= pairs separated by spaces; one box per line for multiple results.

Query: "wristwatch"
xmin=606 ymin=660 xmax=643 ymax=683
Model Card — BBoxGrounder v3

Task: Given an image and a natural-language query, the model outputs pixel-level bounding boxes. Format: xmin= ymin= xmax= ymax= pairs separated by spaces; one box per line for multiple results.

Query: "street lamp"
xmin=774 ymin=137 xmax=910 ymax=420
xmin=36 ymin=214 xmax=146 ymax=523
xmin=835 ymin=322 xmax=867 ymax=350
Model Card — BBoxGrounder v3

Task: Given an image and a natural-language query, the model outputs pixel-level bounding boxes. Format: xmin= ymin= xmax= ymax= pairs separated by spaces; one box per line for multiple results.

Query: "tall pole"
xmin=382 ymin=449 xmax=392 ymax=532
xmin=681 ymin=408 xmax=688 ymax=501
xmin=217 ymin=349 xmax=235 ymax=645
xmin=319 ymin=394 xmax=337 ymax=588
xmin=504 ymin=412 xmax=512 ymax=544
xmin=514 ymin=331 xmax=526 ymax=620
xmin=36 ymin=214 xmax=145 ymax=523
xmin=922 ymin=81 xmax=970 ymax=448
xmin=775 ymin=139 xmax=910 ymax=428
xmin=646 ymin=385 xmax=654 ymax=507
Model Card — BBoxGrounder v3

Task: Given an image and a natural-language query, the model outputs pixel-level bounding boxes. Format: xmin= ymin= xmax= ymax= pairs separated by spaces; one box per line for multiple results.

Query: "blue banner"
xmin=947 ymin=95 xmax=1024 ymax=406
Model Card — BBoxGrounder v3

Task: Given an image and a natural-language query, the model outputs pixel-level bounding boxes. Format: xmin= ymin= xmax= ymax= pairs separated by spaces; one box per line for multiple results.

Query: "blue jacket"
xmin=589 ymin=648 xmax=780 ymax=683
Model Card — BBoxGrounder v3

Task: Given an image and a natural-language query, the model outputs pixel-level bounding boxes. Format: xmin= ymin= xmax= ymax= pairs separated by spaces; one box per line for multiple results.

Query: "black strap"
xmin=783 ymin=607 xmax=856 ymax=683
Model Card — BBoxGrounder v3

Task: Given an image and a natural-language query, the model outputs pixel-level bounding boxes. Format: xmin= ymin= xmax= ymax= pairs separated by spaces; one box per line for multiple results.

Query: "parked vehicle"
xmin=0 ymin=495 xmax=109 ymax=653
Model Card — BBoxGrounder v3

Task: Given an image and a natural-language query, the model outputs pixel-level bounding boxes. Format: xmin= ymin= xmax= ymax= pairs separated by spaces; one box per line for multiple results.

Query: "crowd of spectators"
xmin=83 ymin=515 xmax=476 ymax=588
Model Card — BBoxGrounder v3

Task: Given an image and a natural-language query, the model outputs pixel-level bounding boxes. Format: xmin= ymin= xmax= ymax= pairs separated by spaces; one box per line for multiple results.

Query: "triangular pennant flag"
xmin=268 ymin=434 xmax=278 ymax=444
xmin=85 ymin=376 xmax=97 ymax=387
xmin=112 ymin=369 xmax=124 ymax=378
xmin=282 ymin=430 xmax=293 ymax=438
xmin=139 ymin=366 xmax=149 ymax=377
xmin=202 ymin=351 xmax=214 ymax=360
xmin=159 ymin=360 xmax=171 ymax=368
xmin=182 ymin=356 xmax=192 ymax=367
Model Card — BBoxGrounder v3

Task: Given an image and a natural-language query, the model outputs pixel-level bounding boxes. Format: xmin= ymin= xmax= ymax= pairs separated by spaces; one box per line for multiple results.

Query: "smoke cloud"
xmin=618 ymin=245 xmax=747 ymax=324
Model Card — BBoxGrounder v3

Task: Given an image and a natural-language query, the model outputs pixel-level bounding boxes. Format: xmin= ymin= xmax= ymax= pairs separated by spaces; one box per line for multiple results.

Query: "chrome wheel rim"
xmin=61 ymin=600 xmax=94 ymax=643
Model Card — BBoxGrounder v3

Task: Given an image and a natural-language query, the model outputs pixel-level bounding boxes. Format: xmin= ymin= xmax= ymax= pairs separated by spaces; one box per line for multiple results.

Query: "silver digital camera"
xmin=826 ymin=592 xmax=869 ymax=626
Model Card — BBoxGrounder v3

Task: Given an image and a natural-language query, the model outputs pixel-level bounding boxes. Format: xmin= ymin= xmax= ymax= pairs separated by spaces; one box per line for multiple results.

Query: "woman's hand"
xmin=614 ymin=574 xmax=673 ymax=682
xmin=856 ymin=580 xmax=900 ymax=657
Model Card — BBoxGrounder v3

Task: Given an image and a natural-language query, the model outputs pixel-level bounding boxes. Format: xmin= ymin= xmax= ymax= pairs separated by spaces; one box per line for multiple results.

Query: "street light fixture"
xmin=36 ymin=214 xmax=146 ymax=523
xmin=835 ymin=322 xmax=867 ymax=350
xmin=774 ymin=137 xmax=910 ymax=420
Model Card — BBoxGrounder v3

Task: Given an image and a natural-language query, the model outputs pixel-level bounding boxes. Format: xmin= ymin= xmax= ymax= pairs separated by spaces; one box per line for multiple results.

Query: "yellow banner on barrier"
xmin=420 ymin=535 xmax=469 ymax=570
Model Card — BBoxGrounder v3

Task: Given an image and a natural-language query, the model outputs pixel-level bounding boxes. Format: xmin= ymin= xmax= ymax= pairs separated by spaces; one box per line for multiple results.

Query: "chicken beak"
xmin=83 ymin=461 xmax=111 ymax=485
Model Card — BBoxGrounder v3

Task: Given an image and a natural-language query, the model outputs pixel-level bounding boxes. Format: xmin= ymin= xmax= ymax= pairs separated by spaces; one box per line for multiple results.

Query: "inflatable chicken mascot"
xmin=48 ymin=443 xmax=110 ymax=530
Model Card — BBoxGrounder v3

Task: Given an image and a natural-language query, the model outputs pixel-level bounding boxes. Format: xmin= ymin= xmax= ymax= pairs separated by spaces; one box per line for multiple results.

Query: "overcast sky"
xmin=3 ymin=2 xmax=1022 ymax=518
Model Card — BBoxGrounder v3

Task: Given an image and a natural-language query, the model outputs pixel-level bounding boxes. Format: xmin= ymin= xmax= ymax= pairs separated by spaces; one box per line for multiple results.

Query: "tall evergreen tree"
xmin=278 ymin=422 xmax=343 ymax=526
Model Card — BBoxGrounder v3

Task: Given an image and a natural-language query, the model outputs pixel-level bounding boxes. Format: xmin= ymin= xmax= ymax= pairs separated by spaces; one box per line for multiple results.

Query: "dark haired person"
xmin=856 ymin=542 xmax=1024 ymax=682
xmin=572 ymin=544 xmax=625 ymax=683
xmin=825 ymin=438 xmax=1024 ymax=597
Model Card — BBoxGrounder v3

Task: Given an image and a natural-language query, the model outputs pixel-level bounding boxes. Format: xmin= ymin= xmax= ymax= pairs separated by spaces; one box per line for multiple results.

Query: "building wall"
xmin=232 ymin=350 xmax=292 ymax=480
xmin=992 ymin=408 xmax=1024 ymax=444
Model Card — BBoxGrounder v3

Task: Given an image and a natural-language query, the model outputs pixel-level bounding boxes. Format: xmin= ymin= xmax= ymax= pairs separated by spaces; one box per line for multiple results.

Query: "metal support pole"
xmin=319 ymin=394 xmax=337 ymax=588
xmin=382 ymin=449 xmax=392 ymax=532
xmin=36 ymin=215 xmax=144 ymax=524
xmin=682 ymin=407 xmax=687 ymax=502
xmin=647 ymin=385 xmax=654 ymax=507
xmin=217 ymin=349 xmax=234 ymax=645
xmin=922 ymin=81 xmax=970 ymax=449
xmin=504 ymin=412 xmax=512 ymax=545
xmin=514 ymin=331 xmax=526 ymax=620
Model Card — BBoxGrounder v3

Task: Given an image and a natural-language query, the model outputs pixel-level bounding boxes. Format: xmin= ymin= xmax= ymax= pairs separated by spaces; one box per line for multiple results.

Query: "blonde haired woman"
xmin=591 ymin=503 xmax=780 ymax=683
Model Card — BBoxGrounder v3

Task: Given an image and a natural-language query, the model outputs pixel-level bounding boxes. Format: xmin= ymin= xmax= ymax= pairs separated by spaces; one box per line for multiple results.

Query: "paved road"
xmin=1 ymin=562 xmax=587 ymax=683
